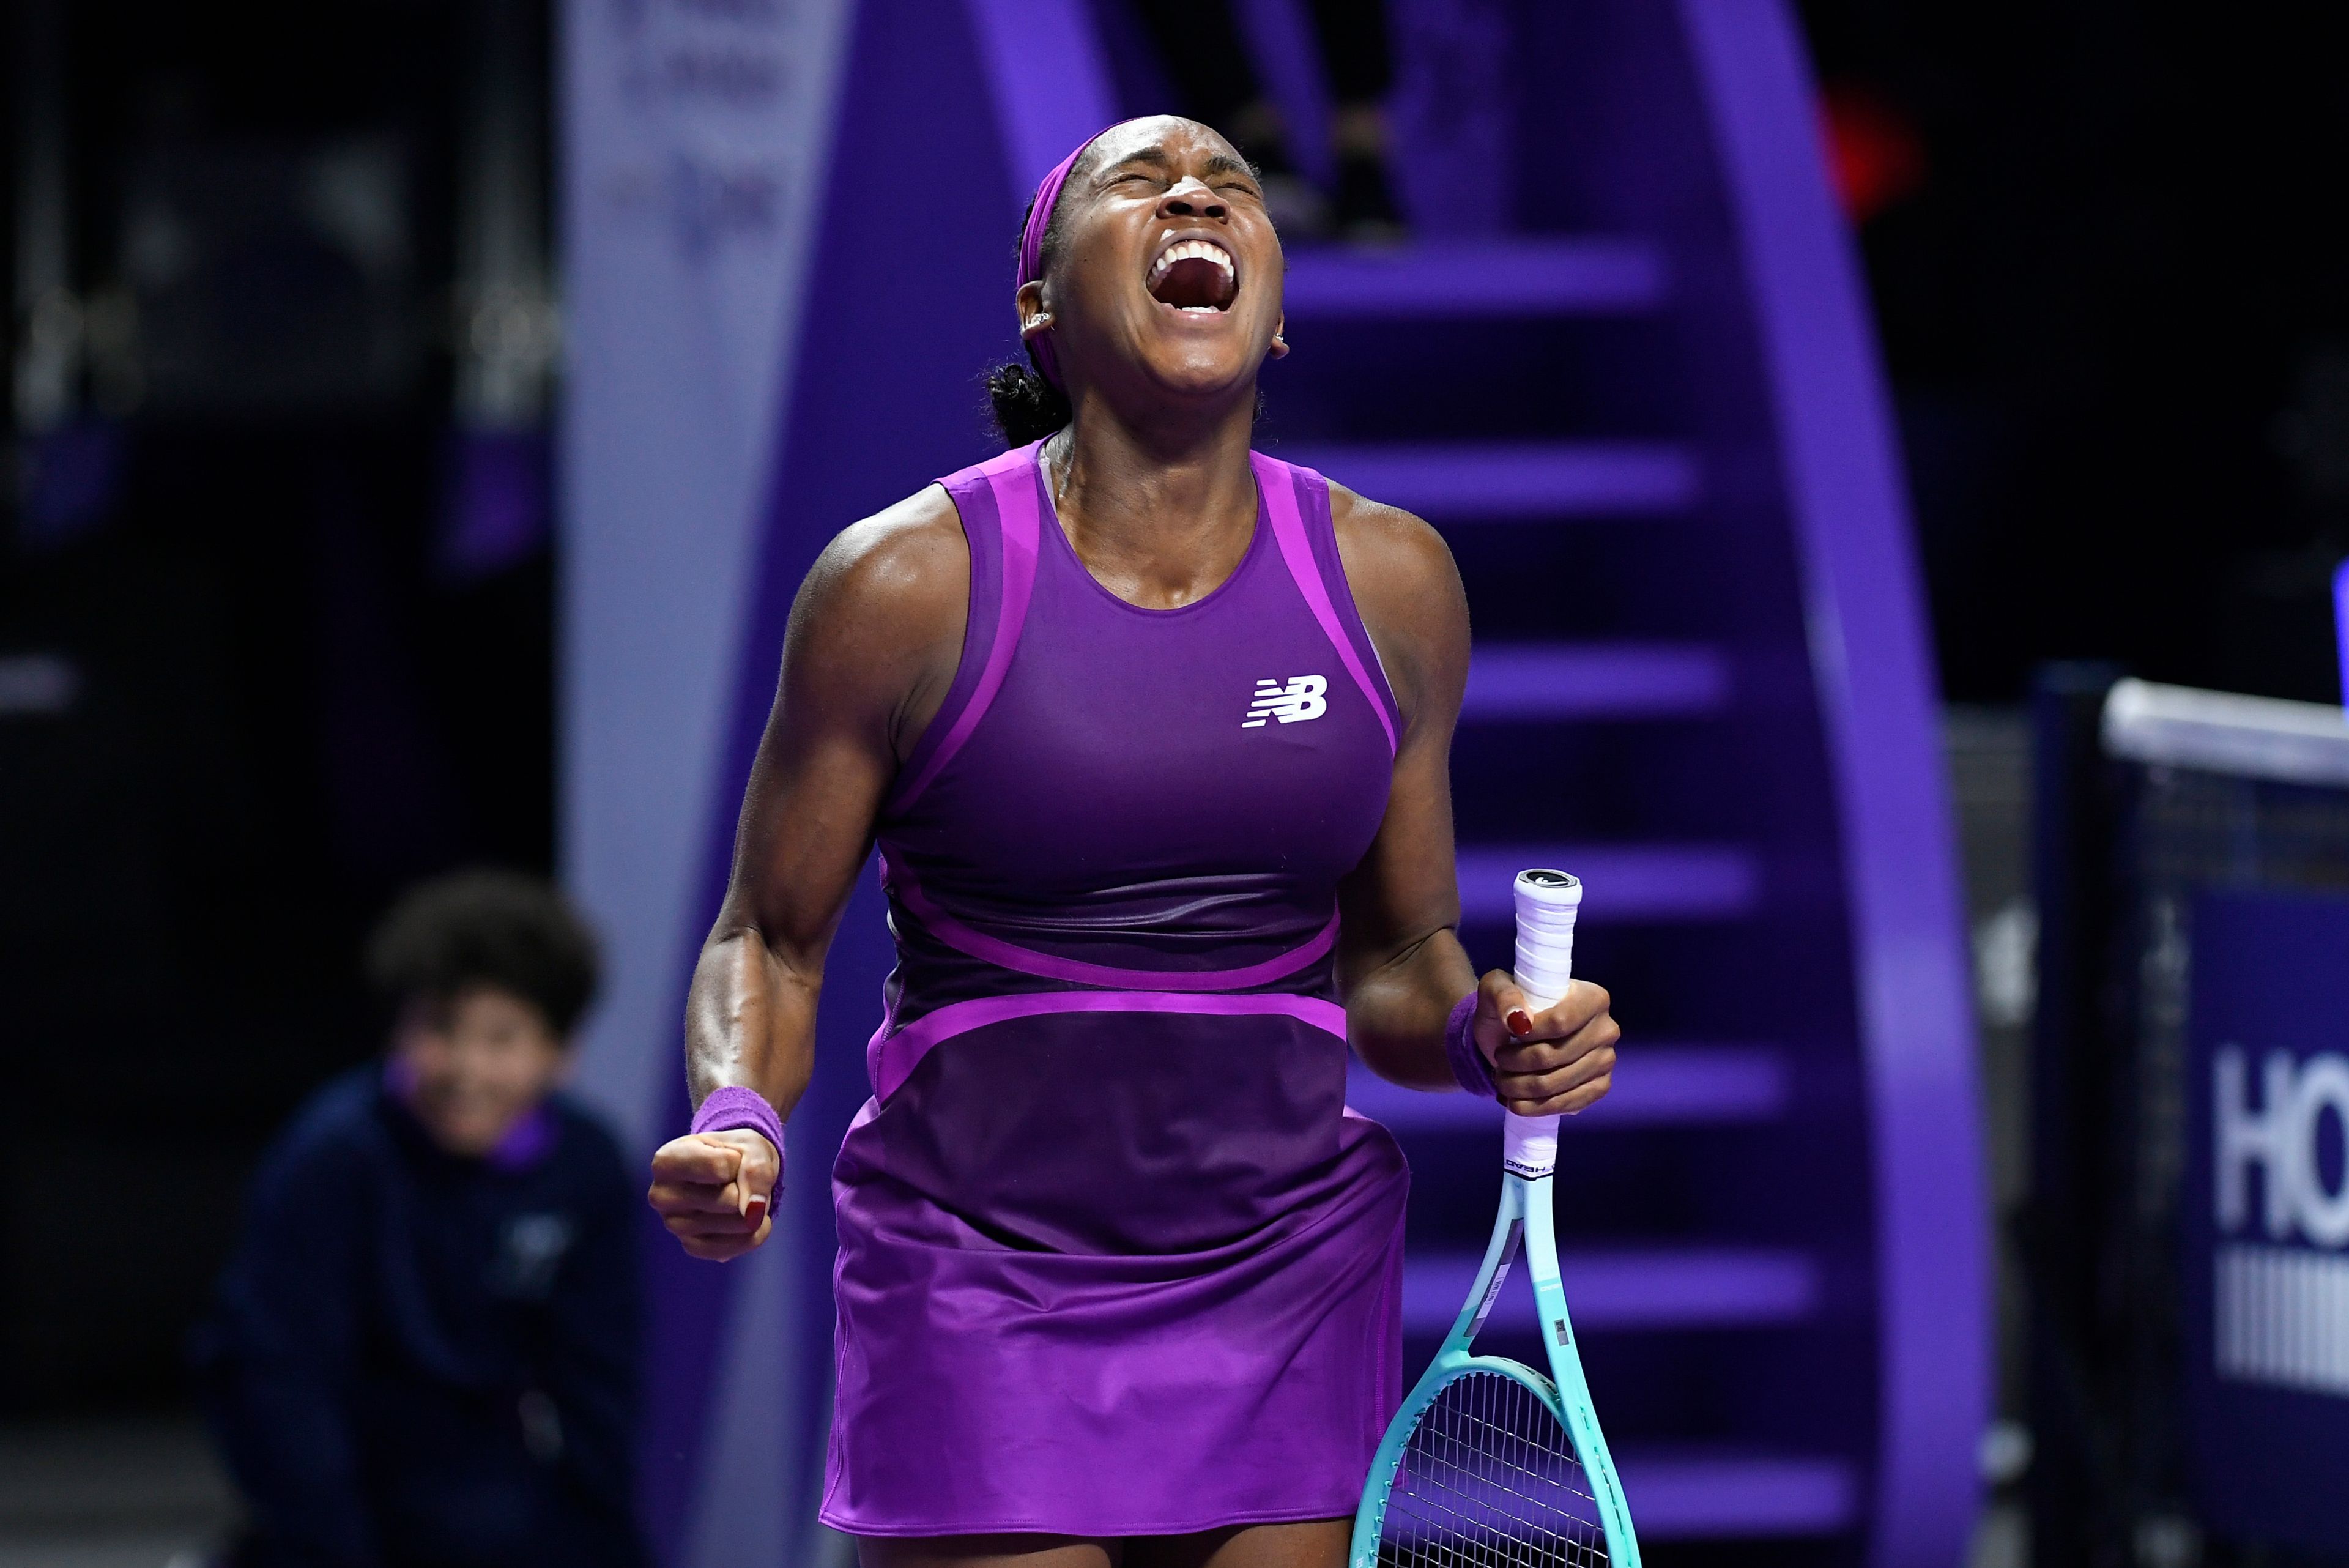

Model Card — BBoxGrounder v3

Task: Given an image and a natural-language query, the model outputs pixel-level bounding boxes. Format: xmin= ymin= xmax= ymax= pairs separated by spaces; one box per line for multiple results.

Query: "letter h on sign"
xmin=2215 ymin=1047 xmax=2349 ymax=1249
xmin=2183 ymin=891 xmax=2349 ymax=1548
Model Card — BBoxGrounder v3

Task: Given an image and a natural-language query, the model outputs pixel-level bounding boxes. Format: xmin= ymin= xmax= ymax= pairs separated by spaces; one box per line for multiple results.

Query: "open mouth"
xmin=1147 ymin=239 xmax=1238 ymax=312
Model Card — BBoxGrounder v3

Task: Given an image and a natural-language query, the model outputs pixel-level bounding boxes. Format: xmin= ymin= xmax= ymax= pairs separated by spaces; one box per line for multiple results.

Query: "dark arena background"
xmin=4 ymin=2 xmax=2347 ymax=1567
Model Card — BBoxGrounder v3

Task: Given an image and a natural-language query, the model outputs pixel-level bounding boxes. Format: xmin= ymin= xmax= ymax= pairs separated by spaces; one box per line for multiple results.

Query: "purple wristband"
xmin=1444 ymin=992 xmax=1497 ymax=1098
xmin=689 ymin=1086 xmax=785 ymax=1202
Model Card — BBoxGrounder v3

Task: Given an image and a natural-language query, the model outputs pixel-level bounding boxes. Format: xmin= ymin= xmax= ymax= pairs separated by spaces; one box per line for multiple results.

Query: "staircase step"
xmin=1455 ymin=845 xmax=1761 ymax=923
xmin=1278 ymin=442 xmax=1698 ymax=520
xmin=1280 ymin=239 xmax=1666 ymax=319
xmin=1616 ymin=1450 xmax=1860 ymax=1537
xmin=1403 ymin=1246 xmax=1820 ymax=1333
xmin=1463 ymin=643 xmax=1731 ymax=721
xmin=1348 ymin=1044 xmax=1787 ymax=1129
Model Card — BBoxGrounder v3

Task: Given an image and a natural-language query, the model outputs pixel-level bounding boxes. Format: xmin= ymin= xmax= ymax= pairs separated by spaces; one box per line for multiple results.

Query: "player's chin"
xmin=1139 ymin=337 xmax=1261 ymax=396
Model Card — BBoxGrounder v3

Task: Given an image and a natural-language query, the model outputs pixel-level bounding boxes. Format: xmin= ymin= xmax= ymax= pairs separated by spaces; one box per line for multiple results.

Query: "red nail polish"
xmin=1507 ymin=1009 xmax=1533 ymax=1037
xmin=744 ymin=1196 xmax=768 ymax=1230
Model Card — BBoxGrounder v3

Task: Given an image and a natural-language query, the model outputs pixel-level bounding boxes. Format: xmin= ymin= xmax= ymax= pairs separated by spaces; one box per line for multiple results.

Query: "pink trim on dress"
xmin=890 ymin=446 xmax=1045 ymax=813
xmin=871 ymin=989 xmax=1348 ymax=1101
xmin=885 ymin=850 xmax=1341 ymax=991
xmin=1252 ymin=453 xmax=1399 ymax=754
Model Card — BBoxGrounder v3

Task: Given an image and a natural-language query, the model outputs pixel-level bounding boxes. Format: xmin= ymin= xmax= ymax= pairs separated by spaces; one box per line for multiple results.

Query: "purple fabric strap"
xmin=1444 ymin=992 xmax=1496 ymax=1098
xmin=1017 ymin=120 xmax=1142 ymax=388
xmin=886 ymin=446 xmax=1043 ymax=814
xmin=1254 ymin=453 xmax=1400 ymax=754
xmin=869 ymin=989 xmax=1348 ymax=1104
xmin=884 ymin=847 xmax=1340 ymax=992
xmin=689 ymin=1085 xmax=785 ymax=1200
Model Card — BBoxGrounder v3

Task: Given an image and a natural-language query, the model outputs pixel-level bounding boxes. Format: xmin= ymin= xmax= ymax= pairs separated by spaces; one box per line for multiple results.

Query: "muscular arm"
xmin=648 ymin=486 xmax=967 ymax=1259
xmin=1332 ymin=486 xmax=1619 ymax=1114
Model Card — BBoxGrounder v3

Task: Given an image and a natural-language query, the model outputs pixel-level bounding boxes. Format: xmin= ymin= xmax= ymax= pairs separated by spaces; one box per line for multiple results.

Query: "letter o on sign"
xmin=2293 ymin=1055 xmax=2349 ymax=1249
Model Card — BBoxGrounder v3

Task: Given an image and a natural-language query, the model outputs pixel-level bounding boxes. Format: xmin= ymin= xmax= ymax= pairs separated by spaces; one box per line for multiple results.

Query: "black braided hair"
xmin=985 ymin=360 xmax=1073 ymax=447
xmin=985 ymin=187 xmax=1077 ymax=445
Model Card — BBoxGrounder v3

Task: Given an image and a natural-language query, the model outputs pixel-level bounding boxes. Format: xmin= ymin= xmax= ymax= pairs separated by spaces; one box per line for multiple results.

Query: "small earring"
xmin=1022 ymin=312 xmax=1055 ymax=336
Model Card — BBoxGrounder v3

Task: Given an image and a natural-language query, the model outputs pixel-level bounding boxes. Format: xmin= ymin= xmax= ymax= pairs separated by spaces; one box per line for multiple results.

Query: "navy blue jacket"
xmin=195 ymin=1069 xmax=647 ymax=1568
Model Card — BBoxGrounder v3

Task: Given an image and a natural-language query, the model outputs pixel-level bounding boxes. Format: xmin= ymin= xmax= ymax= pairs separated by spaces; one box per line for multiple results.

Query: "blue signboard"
xmin=2186 ymin=889 xmax=2349 ymax=1554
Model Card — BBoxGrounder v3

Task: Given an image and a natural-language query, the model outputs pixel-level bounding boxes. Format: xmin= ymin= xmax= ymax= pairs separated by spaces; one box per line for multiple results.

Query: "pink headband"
xmin=1018 ymin=121 xmax=1138 ymax=390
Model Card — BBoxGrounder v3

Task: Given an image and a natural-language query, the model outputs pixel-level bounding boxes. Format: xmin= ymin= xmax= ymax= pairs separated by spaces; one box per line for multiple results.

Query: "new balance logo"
xmin=1243 ymin=675 xmax=1328 ymax=728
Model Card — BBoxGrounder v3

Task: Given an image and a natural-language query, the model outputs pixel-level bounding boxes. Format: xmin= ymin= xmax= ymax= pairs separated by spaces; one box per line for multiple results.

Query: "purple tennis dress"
xmin=820 ymin=441 xmax=1411 ymax=1537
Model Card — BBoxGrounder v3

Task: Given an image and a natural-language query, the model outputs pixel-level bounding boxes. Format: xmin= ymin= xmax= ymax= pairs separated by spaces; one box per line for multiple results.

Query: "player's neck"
xmin=1044 ymin=394 xmax=1259 ymax=582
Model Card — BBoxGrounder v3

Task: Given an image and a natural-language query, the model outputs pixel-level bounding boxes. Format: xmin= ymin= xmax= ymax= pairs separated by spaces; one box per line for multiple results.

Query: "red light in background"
xmin=1820 ymin=82 xmax=1927 ymax=225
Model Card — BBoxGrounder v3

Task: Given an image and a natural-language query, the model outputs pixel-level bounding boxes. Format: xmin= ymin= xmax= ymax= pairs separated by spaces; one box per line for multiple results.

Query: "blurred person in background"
xmin=191 ymin=871 xmax=645 ymax=1568
xmin=1130 ymin=0 xmax=1404 ymax=239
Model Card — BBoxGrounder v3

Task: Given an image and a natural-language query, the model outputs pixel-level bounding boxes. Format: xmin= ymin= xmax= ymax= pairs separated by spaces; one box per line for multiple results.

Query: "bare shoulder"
xmin=783 ymin=484 xmax=969 ymax=748
xmin=799 ymin=483 xmax=967 ymax=630
xmin=1329 ymin=483 xmax=1454 ymax=584
xmin=1327 ymin=482 xmax=1468 ymax=727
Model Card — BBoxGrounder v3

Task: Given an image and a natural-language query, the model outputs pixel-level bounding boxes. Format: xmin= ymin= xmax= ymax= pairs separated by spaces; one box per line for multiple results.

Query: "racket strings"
xmin=1375 ymin=1370 xmax=1608 ymax=1568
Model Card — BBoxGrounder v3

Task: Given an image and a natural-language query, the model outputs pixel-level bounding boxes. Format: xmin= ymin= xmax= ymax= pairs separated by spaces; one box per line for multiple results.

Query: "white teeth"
xmin=1147 ymin=239 xmax=1236 ymax=287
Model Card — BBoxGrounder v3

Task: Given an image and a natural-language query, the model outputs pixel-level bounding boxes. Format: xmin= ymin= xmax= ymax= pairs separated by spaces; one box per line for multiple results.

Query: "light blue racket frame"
xmin=1350 ymin=1148 xmax=1642 ymax=1567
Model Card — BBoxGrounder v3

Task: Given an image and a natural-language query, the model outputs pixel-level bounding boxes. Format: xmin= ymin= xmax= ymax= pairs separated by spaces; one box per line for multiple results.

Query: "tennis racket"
xmin=1351 ymin=868 xmax=1640 ymax=1568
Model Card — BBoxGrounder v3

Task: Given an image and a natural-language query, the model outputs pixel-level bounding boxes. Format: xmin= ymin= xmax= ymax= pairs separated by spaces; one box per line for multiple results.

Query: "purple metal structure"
xmin=563 ymin=0 xmax=1987 ymax=1562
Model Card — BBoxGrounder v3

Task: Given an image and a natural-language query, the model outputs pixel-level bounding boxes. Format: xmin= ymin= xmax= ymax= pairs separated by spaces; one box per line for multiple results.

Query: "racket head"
xmin=1354 ymin=1357 xmax=1614 ymax=1568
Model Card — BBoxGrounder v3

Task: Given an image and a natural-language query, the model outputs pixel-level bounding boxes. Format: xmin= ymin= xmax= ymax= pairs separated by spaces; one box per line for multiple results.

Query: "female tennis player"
xmin=646 ymin=116 xmax=1620 ymax=1568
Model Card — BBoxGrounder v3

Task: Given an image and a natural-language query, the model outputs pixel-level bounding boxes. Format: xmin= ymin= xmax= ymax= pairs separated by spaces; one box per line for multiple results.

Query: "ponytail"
xmin=985 ymin=357 xmax=1072 ymax=446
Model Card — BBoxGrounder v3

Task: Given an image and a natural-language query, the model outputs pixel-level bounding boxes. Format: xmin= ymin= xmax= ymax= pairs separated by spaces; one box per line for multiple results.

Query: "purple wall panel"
xmin=1675 ymin=2 xmax=1989 ymax=1561
xmin=965 ymin=0 xmax=1117 ymax=185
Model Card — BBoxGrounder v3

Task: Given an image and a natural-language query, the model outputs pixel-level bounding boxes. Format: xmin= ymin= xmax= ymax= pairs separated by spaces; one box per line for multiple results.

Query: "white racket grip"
xmin=1502 ymin=869 xmax=1581 ymax=1180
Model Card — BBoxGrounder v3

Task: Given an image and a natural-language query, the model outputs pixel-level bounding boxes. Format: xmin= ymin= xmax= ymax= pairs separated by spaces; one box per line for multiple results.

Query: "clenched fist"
xmin=647 ymin=1130 xmax=780 ymax=1261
